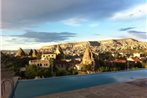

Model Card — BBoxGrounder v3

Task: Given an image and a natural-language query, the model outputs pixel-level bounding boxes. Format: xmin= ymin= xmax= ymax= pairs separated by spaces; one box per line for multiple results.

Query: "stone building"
xmin=41 ymin=53 xmax=57 ymax=60
xmin=133 ymin=53 xmax=141 ymax=58
xmin=41 ymin=45 xmax=64 ymax=60
xmin=29 ymin=60 xmax=50 ymax=68
xmin=29 ymin=45 xmax=65 ymax=68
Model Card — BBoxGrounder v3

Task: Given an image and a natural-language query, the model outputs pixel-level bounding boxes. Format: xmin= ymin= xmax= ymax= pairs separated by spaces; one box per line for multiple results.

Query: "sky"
xmin=1 ymin=0 xmax=147 ymax=50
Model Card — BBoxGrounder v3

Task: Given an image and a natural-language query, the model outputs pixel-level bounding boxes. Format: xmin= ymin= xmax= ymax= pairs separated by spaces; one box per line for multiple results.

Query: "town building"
xmin=28 ymin=45 xmax=65 ymax=68
xmin=41 ymin=53 xmax=57 ymax=60
xmin=41 ymin=45 xmax=64 ymax=60
xmin=29 ymin=60 xmax=50 ymax=68
xmin=133 ymin=53 xmax=141 ymax=58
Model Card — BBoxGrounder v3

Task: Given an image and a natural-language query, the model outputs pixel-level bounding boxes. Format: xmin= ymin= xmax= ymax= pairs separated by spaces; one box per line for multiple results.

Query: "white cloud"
xmin=3 ymin=0 xmax=139 ymax=29
xmin=127 ymin=30 xmax=147 ymax=41
xmin=127 ymin=33 xmax=147 ymax=42
xmin=63 ymin=17 xmax=87 ymax=26
xmin=111 ymin=3 xmax=147 ymax=20
xmin=63 ymin=18 xmax=99 ymax=27
xmin=1 ymin=36 xmax=58 ymax=50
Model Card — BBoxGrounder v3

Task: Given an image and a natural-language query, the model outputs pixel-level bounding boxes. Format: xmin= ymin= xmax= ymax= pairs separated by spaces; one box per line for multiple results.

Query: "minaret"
xmin=15 ymin=48 xmax=26 ymax=57
xmin=81 ymin=46 xmax=95 ymax=65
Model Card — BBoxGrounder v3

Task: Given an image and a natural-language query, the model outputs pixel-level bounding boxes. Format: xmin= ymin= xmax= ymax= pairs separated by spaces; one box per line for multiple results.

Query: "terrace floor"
xmin=36 ymin=78 xmax=147 ymax=98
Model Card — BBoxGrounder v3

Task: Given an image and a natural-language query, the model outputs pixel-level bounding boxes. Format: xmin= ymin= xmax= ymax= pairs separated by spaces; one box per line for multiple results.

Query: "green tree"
xmin=56 ymin=67 xmax=68 ymax=76
xmin=81 ymin=64 xmax=93 ymax=72
xmin=68 ymin=67 xmax=78 ymax=75
xmin=25 ymin=65 xmax=39 ymax=79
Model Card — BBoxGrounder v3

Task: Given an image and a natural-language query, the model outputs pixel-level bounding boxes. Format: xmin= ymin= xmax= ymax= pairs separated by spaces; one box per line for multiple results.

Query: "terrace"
xmin=2 ymin=69 xmax=147 ymax=98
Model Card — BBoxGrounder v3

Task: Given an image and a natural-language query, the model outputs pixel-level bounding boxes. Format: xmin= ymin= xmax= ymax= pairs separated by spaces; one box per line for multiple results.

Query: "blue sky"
xmin=1 ymin=0 xmax=147 ymax=50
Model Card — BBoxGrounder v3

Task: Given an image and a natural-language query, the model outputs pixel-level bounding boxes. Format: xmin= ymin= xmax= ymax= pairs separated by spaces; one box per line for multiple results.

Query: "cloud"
xmin=1 ymin=35 xmax=58 ymax=50
xmin=63 ymin=17 xmax=87 ymax=26
xmin=1 ymin=0 xmax=142 ymax=29
xmin=129 ymin=30 xmax=146 ymax=34
xmin=14 ymin=31 xmax=76 ymax=42
xmin=119 ymin=27 xmax=135 ymax=31
xmin=111 ymin=3 xmax=147 ymax=20
xmin=128 ymin=30 xmax=147 ymax=40
xmin=2 ymin=31 xmax=76 ymax=50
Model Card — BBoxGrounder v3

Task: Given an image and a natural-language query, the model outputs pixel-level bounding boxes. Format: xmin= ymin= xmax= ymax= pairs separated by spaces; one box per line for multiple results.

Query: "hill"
xmin=40 ymin=38 xmax=147 ymax=54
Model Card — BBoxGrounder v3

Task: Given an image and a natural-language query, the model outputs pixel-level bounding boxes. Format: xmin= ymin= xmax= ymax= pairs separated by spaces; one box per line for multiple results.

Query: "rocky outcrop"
xmin=55 ymin=45 xmax=64 ymax=55
xmin=81 ymin=46 xmax=95 ymax=65
xmin=28 ymin=49 xmax=33 ymax=56
xmin=32 ymin=49 xmax=38 ymax=57
xmin=40 ymin=38 xmax=147 ymax=54
xmin=15 ymin=48 xmax=26 ymax=57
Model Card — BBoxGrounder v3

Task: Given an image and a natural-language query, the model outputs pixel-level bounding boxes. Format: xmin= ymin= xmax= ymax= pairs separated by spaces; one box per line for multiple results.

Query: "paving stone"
xmin=36 ymin=79 xmax=147 ymax=98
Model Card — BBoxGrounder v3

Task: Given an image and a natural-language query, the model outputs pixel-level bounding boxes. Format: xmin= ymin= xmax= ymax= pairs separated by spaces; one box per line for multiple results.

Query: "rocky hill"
xmin=40 ymin=38 xmax=147 ymax=54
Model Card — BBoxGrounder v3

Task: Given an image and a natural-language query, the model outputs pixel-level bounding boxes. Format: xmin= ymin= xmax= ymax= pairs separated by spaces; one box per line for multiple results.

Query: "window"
xmin=40 ymin=64 xmax=42 ymax=66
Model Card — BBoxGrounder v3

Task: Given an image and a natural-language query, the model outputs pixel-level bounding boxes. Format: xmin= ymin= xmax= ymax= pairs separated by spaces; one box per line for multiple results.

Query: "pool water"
xmin=13 ymin=69 xmax=147 ymax=98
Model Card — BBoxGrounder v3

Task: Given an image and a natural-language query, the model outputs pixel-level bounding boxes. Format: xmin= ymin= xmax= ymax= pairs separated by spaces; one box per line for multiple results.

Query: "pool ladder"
xmin=1 ymin=79 xmax=15 ymax=98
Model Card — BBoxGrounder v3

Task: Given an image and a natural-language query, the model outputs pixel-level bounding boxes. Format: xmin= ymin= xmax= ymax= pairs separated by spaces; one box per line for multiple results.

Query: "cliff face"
xmin=40 ymin=38 xmax=147 ymax=53
xmin=98 ymin=38 xmax=147 ymax=51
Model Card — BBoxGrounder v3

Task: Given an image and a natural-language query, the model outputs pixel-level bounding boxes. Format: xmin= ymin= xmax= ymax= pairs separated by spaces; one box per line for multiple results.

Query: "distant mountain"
xmin=40 ymin=38 xmax=147 ymax=53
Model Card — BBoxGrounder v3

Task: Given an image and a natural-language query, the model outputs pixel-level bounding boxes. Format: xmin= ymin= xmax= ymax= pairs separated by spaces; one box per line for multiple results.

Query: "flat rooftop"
xmin=36 ymin=78 xmax=147 ymax=98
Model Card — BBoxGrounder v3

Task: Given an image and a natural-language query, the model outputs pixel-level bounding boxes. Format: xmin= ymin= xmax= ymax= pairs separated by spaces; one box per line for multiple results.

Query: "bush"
xmin=142 ymin=62 xmax=147 ymax=68
xmin=68 ymin=67 xmax=78 ymax=75
xmin=56 ymin=67 xmax=68 ymax=76
xmin=25 ymin=65 xmax=39 ymax=79
xmin=81 ymin=64 xmax=93 ymax=72
xmin=25 ymin=65 xmax=53 ymax=79
xmin=98 ymin=66 xmax=109 ymax=72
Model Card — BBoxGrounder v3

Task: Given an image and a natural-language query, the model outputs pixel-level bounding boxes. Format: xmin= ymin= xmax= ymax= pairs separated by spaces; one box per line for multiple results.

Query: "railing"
xmin=1 ymin=79 xmax=15 ymax=98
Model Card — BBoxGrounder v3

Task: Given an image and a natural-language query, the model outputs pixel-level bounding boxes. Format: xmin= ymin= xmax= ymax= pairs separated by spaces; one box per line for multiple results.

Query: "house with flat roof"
xmin=41 ymin=53 xmax=57 ymax=60
xmin=29 ymin=60 xmax=50 ymax=68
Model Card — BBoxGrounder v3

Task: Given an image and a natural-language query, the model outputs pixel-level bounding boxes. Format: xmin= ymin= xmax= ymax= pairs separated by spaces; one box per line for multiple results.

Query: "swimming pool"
xmin=12 ymin=69 xmax=147 ymax=98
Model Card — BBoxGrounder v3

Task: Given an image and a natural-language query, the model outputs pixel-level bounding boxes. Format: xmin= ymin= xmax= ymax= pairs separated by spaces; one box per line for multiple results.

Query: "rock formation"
xmin=55 ymin=45 xmax=63 ymax=55
xmin=55 ymin=45 xmax=64 ymax=60
xmin=15 ymin=48 xmax=26 ymax=57
xmin=28 ymin=49 xmax=33 ymax=56
xmin=32 ymin=49 xmax=38 ymax=57
xmin=40 ymin=38 xmax=147 ymax=55
xmin=81 ymin=46 xmax=95 ymax=65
